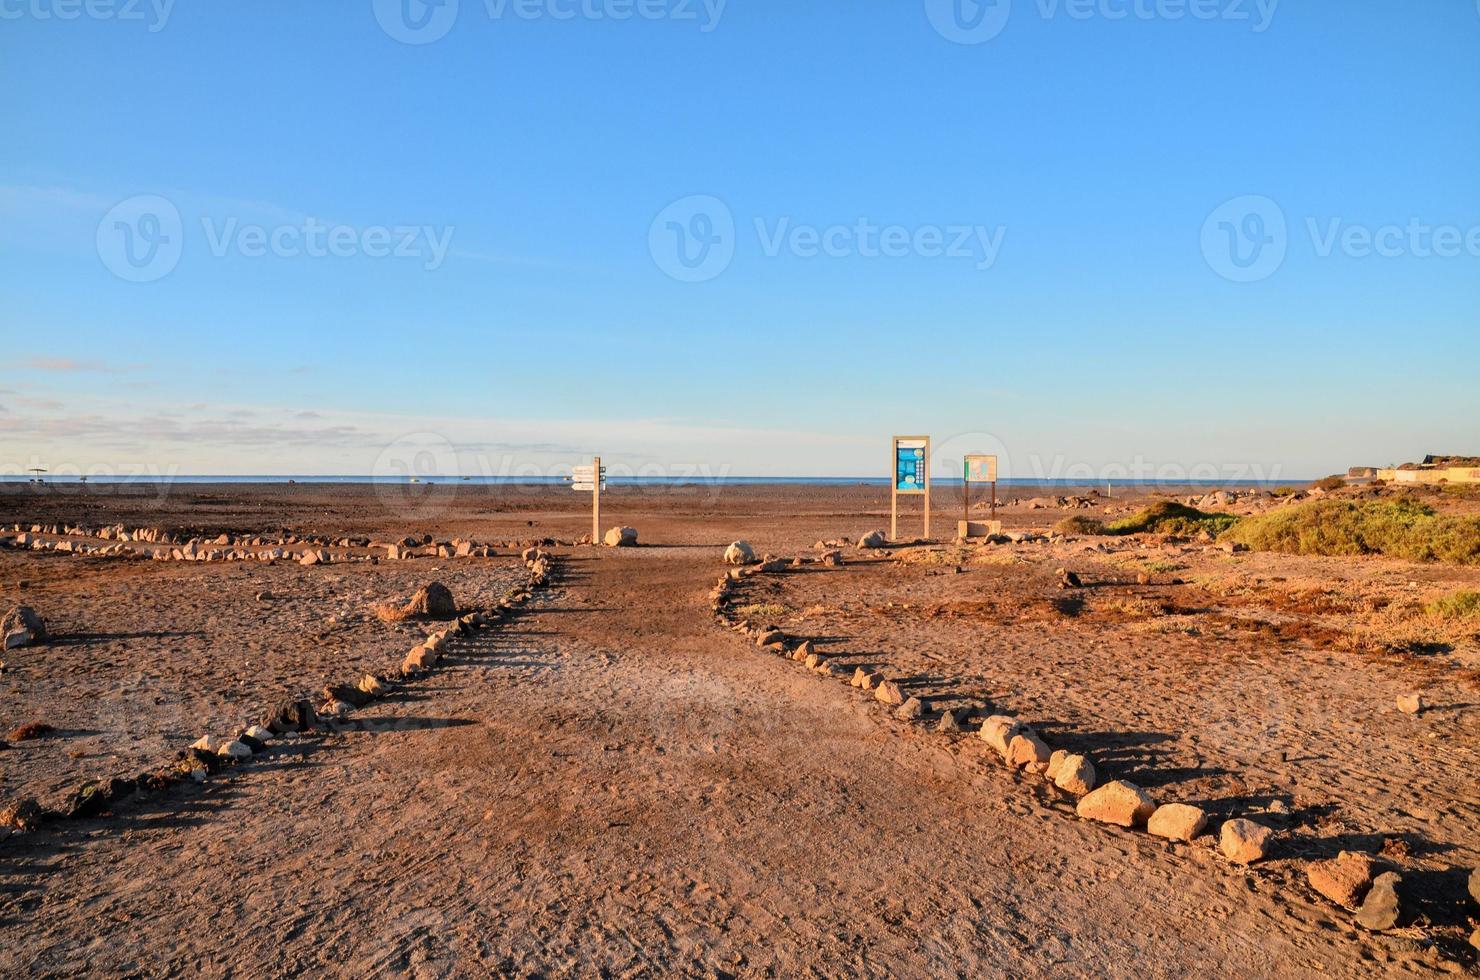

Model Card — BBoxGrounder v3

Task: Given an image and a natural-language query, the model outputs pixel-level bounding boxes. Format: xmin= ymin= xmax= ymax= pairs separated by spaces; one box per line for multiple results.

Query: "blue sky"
xmin=2 ymin=0 xmax=1477 ymax=480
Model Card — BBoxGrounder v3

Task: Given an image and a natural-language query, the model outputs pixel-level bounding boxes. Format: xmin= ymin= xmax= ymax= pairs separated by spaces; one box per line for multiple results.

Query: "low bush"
xmin=1223 ymin=498 xmax=1480 ymax=565
xmin=1053 ymin=515 xmax=1105 ymax=536
xmin=1104 ymin=502 xmax=1238 ymax=537
xmin=1426 ymin=590 xmax=1480 ymax=619
xmin=1312 ymin=475 xmax=1346 ymax=492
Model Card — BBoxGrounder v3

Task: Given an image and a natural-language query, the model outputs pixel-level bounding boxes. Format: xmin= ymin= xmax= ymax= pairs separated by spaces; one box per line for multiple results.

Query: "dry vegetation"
xmin=1226 ymin=498 xmax=1480 ymax=564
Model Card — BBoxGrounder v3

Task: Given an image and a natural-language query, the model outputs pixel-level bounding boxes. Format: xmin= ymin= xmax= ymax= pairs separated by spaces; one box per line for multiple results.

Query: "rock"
xmin=1057 ymin=568 xmax=1083 ymax=589
xmin=857 ymin=530 xmax=887 ymax=549
xmin=861 ymin=671 xmax=885 ymax=691
xmin=321 ymin=699 xmax=354 ymax=718
xmin=3 ymin=629 xmax=34 ymax=650
xmin=756 ymin=629 xmax=784 ymax=648
xmin=0 ymin=605 xmax=46 ymax=644
xmin=815 ymin=660 xmax=842 ymax=678
xmin=874 ymin=680 xmax=905 ymax=706
xmin=403 ymin=582 xmax=457 ymax=619
xmin=796 ymin=640 xmax=816 ymax=659
xmin=65 ymin=783 xmax=111 ymax=819
xmin=978 ymin=715 xmax=1025 ymax=757
xmin=217 ymin=740 xmax=252 ymax=759
xmin=937 ymin=708 xmax=965 ymax=733
xmin=1355 ymin=872 xmax=1402 ymax=931
xmin=1046 ymin=749 xmax=1069 ymax=781
xmin=0 ymin=798 xmax=44 ymax=831
xmin=356 ymin=675 xmax=388 ymax=698
xmin=820 ymin=550 xmax=843 ymax=566
xmin=244 ymin=725 xmax=273 ymax=742
xmin=1396 ymin=694 xmax=1425 ymax=715
xmin=323 ymin=683 xmax=373 ymax=708
xmin=1469 ymin=866 xmax=1480 ymax=905
xmin=1076 ymin=780 xmax=1155 ymax=827
xmin=1470 ymin=927 xmax=1480 ymax=954
xmin=723 ymin=541 xmax=756 ymax=565
xmin=895 ymin=696 xmax=926 ymax=721
xmin=804 ymin=652 xmax=825 ymax=670
xmin=255 ymin=590 xmax=274 ymax=601
xmin=1053 ymin=754 xmax=1097 ymax=796
xmin=260 ymin=699 xmax=318 ymax=735
xmin=1306 ymin=851 xmax=1374 ymax=909
xmin=850 ymin=667 xmax=872 ymax=688
xmin=190 ymin=735 xmax=223 ymax=753
xmin=1006 ymin=732 xmax=1051 ymax=770
xmin=604 ymin=526 xmax=638 ymax=548
xmin=1147 ymin=803 xmax=1208 ymax=842
xmin=1219 ymin=818 xmax=1274 ymax=864
xmin=402 ymin=645 xmax=439 ymax=672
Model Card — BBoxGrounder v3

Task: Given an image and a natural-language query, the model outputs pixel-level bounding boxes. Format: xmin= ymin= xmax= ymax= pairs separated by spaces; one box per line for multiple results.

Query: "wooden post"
xmin=923 ymin=436 xmax=931 ymax=541
xmin=991 ymin=479 xmax=998 ymax=521
xmin=592 ymin=455 xmax=601 ymax=545
xmin=962 ymin=459 xmax=969 ymax=537
xmin=890 ymin=441 xmax=898 ymax=541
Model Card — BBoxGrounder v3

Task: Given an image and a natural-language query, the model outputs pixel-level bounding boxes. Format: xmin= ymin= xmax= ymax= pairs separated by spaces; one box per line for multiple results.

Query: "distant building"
xmin=1369 ymin=455 xmax=1480 ymax=485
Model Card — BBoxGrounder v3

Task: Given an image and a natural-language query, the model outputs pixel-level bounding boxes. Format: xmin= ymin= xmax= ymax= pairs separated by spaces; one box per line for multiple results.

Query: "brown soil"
xmin=0 ymin=482 xmax=1476 ymax=976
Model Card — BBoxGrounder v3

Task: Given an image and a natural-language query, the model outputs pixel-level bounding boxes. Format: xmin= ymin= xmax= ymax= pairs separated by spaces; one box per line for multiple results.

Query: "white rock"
xmin=723 ymin=541 xmax=757 ymax=566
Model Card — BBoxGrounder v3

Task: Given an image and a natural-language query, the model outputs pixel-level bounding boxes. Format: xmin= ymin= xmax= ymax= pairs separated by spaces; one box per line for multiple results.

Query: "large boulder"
xmin=1076 ymin=780 xmax=1156 ymax=827
xmin=1355 ymin=872 xmax=1402 ymax=931
xmin=1306 ymin=851 xmax=1374 ymax=909
xmin=978 ymin=715 xmax=1025 ymax=757
xmin=1006 ymin=732 xmax=1052 ymax=771
xmin=402 ymin=582 xmax=457 ymax=619
xmin=1053 ymin=754 xmax=1097 ymax=796
xmin=1 ymin=605 xmax=46 ymax=648
xmin=1147 ymin=803 xmax=1208 ymax=842
xmin=260 ymin=699 xmax=319 ymax=735
xmin=604 ymin=526 xmax=638 ymax=548
xmin=724 ymin=541 xmax=757 ymax=566
xmin=857 ymin=530 xmax=887 ymax=550
xmin=1219 ymin=818 xmax=1274 ymax=864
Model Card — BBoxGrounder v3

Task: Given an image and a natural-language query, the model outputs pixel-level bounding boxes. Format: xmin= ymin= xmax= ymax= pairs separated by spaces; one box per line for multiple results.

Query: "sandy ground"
xmin=0 ymin=482 xmax=1476 ymax=976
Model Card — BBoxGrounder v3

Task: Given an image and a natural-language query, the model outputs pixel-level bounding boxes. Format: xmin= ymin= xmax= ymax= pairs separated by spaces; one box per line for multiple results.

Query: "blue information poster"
xmin=895 ymin=439 xmax=927 ymax=493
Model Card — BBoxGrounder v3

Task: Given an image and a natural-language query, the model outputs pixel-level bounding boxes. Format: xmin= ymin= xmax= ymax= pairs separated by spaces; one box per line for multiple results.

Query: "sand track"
xmin=0 ymin=547 xmax=1420 ymax=977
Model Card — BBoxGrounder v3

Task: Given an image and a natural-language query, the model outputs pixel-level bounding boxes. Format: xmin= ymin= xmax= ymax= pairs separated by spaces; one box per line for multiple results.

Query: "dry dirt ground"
xmin=0 ymin=482 xmax=1477 ymax=977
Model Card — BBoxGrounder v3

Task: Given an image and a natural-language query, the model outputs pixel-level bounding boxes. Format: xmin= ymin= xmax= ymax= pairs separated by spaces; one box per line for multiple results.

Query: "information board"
xmin=965 ymin=454 xmax=997 ymax=483
xmin=895 ymin=439 xmax=928 ymax=494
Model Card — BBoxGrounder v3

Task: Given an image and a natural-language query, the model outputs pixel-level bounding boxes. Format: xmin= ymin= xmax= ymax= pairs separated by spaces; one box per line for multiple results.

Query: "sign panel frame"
xmin=890 ymin=435 xmax=931 ymax=541
xmin=963 ymin=452 xmax=999 ymax=527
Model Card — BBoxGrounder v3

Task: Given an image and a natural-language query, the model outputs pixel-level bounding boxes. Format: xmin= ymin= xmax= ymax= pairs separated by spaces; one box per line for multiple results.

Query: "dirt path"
xmin=0 ymin=546 xmax=1424 ymax=977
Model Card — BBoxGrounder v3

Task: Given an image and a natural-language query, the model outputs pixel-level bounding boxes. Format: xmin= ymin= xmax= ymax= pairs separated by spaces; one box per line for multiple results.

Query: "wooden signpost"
xmin=891 ymin=436 xmax=930 ymax=541
xmin=962 ymin=453 xmax=998 ymax=538
xmin=572 ymin=457 xmax=606 ymax=543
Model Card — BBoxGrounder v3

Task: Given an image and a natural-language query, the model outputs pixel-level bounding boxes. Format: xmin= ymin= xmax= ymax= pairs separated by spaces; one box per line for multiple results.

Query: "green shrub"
xmin=1105 ymin=502 xmax=1238 ymax=537
xmin=1224 ymin=498 xmax=1480 ymax=565
xmin=1313 ymin=475 xmax=1346 ymax=492
xmin=1053 ymin=515 xmax=1105 ymax=535
xmin=1426 ymin=590 xmax=1480 ymax=618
